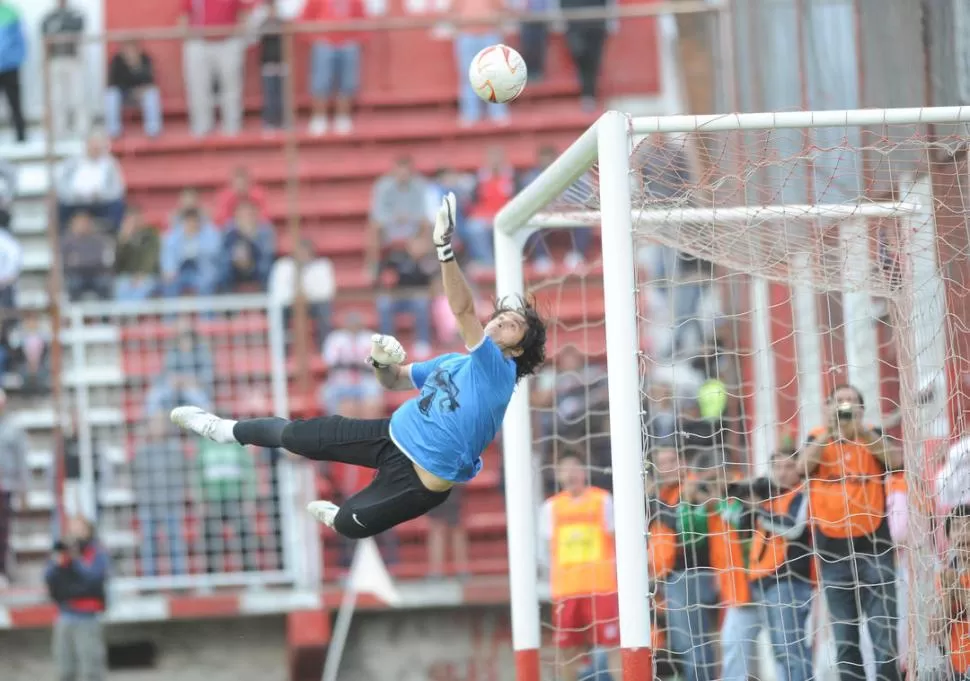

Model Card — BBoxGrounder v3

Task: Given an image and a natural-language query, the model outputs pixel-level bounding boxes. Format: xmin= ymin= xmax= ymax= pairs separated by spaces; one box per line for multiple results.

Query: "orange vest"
xmin=549 ymin=487 xmax=617 ymax=599
xmin=647 ymin=483 xmax=681 ymax=581
xmin=747 ymin=486 xmax=809 ymax=581
xmin=708 ymin=510 xmax=751 ymax=606
xmin=807 ymin=426 xmax=886 ymax=538
xmin=947 ymin=572 xmax=970 ymax=675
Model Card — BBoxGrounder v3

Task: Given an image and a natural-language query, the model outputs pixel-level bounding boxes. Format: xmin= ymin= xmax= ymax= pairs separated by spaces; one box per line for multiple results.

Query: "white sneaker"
xmin=308 ymin=115 xmax=328 ymax=137
xmin=170 ymin=406 xmax=238 ymax=444
xmin=333 ymin=114 xmax=353 ymax=135
xmin=307 ymin=500 xmax=340 ymax=529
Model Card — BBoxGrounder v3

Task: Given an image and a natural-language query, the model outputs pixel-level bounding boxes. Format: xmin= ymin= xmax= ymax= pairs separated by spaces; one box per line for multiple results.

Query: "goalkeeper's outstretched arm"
xmin=433 ymin=192 xmax=485 ymax=349
xmin=373 ymin=364 xmax=415 ymax=391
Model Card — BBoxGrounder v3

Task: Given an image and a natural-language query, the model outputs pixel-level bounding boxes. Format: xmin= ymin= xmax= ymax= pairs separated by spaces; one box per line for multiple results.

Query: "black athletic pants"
xmin=565 ymin=22 xmax=606 ymax=100
xmin=0 ymin=69 xmax=25 ymax=143
xmin=233 ymin=416 xmax=451 ymax=539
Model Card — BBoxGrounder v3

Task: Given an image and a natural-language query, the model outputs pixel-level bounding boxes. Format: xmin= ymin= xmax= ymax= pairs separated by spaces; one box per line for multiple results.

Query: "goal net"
xmin=494 ymin=108 xmax=970 ymax=681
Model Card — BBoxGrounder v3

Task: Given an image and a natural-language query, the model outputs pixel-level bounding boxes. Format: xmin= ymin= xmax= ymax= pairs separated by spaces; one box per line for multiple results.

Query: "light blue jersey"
xmin=389 ymin=337 xmax=516 ymax=483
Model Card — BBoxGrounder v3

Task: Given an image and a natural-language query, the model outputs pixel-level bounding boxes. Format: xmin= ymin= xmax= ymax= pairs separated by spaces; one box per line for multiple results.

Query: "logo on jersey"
xmin=418 ymin=368 xmax=461 ymax=415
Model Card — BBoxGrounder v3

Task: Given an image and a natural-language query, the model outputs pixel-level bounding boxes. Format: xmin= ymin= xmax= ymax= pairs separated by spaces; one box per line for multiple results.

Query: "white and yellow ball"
xmin=468 ymin=44 xmax=528 ymax=104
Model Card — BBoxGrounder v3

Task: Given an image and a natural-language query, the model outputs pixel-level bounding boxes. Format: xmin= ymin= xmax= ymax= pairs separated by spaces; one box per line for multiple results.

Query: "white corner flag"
xmin=321 ymin=539 xmax=401 ymax=681
xmin=349 ymin=537 xmax=402 ymax=606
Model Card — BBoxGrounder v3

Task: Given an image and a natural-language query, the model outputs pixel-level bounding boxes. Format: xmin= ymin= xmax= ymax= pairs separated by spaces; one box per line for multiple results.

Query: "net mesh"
xmin=522 ymin=120 xmax=970 ymax=680
xmin=68 ymin=302 xmax=289 ymax=589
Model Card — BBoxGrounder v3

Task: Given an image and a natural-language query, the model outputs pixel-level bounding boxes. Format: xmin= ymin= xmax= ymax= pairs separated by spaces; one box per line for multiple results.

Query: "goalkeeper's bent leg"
xmin=331 ymin=451 xmax=452 ymax=539
xmin=233 ymin=417 xmax=289 ymax=448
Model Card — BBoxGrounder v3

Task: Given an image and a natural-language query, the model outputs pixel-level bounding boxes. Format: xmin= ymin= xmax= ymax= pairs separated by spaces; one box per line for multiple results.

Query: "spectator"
xmin=257 ymin=2 xmax=285 ymax=132
xmin=532 ymin=345 xmax=609 ymax=450
xmin=61 ymin=211 xmax=114 ymax=302
xmin=369 ymin=156 xmax=430 ymax=270
xmin=268 ymin=237 xmax=335 ymax=343
xmin=745 ymin=448 xmax=814 ymax=681
xmin=302 ymin=0 xmax=366 ymax=136
xmin=519 ymin=1 xmax=549 ymax=83
xmin=426 ymin=487 xmax=468 ymax=578
xmin=45 ymin=516 xmax=108 ymax=681
xmin=114 ymin=206 xmax=160 ymax=301
xmin=0 ymin=2 xmax=25 ymax=143
xmin=133 ymin=412 xmax=188 ymax=577
xmin=942 ymin=504 xmax=970 ymax=680
xmin=561 ymin=0 xmax=606 ymax=111
xmin=319 ymin=310 xmax=382 ymax=417
xmin=144 ymin=317 xmax=214 ymax=414
xmin=519 ymin=145 xmax=592 ymax=271
xmin=160 ymin=207 xmax=222 ymax=297
xmin=213 ymin=167 xmax=269 ymax=226
xmin=800 ymin=384 xmax=903 ymax=681
xmin=221 ymin=200 xmax=276 ymax=291
xmin=195 ymin=439 xmax=258 ymax=572
xmin=172 ymin=186 xmax=204 ymax=224
xmin=0 ymin=213 xmax=21 ymax=310
xmin=41 ymin=0 xmax=87 ymax=140
xmin=452 ymin=0 xmax=508 ymax=126
xmin=179 ymin=0 xmax=248 ymax=137
xmin=56 ymin=131 xmax=126 ymax=233
xmin=0 ymin=388 xmax=26 ymax=587
xmin=647 ymin=445 xmax=719 ymax=681
xmin=425 ymin=166 xmax=473 ymax=230
xmin=0 ymin=157 xmax=17 ymax=229
xmin=8 ymin=312 xmax=51 ymax=395
xmin=105 ymin=39 xmax=162 ymax=139
xmin=463 ymin=145 xmax=515 ymax=270
xmin=377 ymin=238 xmax=435 ymax=357
xmin=539 ymin=454 xmax=621 ymax=681
xmin=644 ymin=380 xmax=677 ymax=443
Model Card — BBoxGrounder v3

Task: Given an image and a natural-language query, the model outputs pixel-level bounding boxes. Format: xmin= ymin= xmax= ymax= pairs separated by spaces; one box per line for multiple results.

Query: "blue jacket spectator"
xmin=0 ymin=3 xmax=26 ymax=73
xmin=221 ymin=200 xmax=275 ymax=291
xmin=0 ymin=2 xmax=27 ymax=142
xmin=161 ymin=207 xmax=222 ymax=297
xmin=46 ymin=516 xmax=109 ymax=681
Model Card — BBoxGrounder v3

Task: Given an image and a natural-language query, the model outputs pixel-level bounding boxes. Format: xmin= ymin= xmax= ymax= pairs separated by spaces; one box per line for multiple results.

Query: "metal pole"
xmin=597 ymin=110 xmax=652 ymax=679
xmin=41 ymin=37 xmax=68 ymax=527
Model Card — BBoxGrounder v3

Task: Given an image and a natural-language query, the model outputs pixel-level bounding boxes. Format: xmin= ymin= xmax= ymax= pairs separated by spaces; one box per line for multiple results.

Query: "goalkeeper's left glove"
xmin=432 ymin=192 xmax=457 ymax=263
xmin=367 ymin=333 xmax=407 ymax=369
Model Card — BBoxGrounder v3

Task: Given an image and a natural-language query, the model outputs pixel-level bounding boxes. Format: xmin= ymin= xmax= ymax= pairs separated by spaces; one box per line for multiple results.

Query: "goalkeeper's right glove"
xmin=367 ymin=333 xmax=407 ymax=369
xmin=432 ymin=192 xmax=457 ymax=263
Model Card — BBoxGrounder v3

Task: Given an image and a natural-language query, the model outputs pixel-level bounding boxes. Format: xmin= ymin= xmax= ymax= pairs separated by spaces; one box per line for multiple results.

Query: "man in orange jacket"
xmin=800 ymin=384 xmax=902 ymax=681
xmin=747 ymin=448 xmax=814 ymax=681
xmin=540 ymin=454 xmax=622 ymax=681
xmin=647 ymin=445 xmax=719 ymax=681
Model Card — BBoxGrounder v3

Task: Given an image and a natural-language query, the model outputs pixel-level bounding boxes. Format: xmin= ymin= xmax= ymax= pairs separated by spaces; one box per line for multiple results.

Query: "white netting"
xmin=65 ymin=298 xmax=293 ymax=591
xmin=520 ymin=118 xmax=970 ymax=681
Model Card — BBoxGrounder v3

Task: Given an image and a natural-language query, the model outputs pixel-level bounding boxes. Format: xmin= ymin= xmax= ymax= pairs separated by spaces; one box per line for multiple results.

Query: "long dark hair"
xmin=491 ymin=295 xmax=546 ymax=381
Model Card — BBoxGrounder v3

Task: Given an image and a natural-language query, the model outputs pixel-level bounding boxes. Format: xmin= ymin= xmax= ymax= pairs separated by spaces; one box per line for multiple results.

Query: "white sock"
xmin=214 ymin=418 xmax=239 ymax=444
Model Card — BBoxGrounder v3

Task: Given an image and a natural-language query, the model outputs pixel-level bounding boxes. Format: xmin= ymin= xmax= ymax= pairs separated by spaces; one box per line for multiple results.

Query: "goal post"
xmin=494 ymin=105 xmax=970 ymax=681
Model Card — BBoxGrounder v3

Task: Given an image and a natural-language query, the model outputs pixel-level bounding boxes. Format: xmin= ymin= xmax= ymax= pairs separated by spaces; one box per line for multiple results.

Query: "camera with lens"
xmin=726 ymin=477 xmax=774 ymax=501
xmin=836 ymin=401 xmax=856 ymax=421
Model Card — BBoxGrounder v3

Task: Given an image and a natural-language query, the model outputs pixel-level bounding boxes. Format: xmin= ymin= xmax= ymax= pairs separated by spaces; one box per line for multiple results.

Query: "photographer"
xmin=647 ymin=445 xmax=720 ymax=681
xmin=745 ymin=448 xmax=813 ymax=681
xmin=799 ymin=384 xmax=902 ymax=681
xmin=45 ymin=516 xmax=108 ymax=681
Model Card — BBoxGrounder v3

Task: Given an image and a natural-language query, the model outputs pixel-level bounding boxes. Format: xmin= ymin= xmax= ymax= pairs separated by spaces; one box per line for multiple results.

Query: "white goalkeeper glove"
xmin=432 ymin=191 xmax=457 ymax=263
xmin=367 ymin=333 xmax=407 ymax=369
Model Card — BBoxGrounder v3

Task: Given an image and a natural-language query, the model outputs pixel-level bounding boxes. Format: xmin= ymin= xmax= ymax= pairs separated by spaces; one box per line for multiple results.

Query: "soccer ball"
xmin=468 ymin=44 xmax=528 ymax=104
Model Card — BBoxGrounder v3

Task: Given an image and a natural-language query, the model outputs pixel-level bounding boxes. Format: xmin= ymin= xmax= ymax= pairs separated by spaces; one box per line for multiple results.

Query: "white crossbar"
xmin=528 ymin=201 xmax=917 ymax=229
xmin=631 ymin=106 xmax=970 ymax=134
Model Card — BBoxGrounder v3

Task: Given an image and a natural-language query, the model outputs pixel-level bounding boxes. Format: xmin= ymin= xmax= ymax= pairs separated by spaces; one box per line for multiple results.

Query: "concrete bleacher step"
xmin=11 ymin=528 xmax=136 ymax=554
xmin=13 ymin=405 xmax=122 ymax=430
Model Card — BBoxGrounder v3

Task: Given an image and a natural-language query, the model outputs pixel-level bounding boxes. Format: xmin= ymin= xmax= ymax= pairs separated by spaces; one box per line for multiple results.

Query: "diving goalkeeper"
xmin=171 ymin=193 xmax=547 ymax=538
